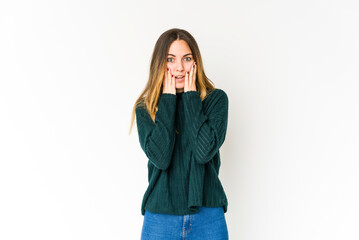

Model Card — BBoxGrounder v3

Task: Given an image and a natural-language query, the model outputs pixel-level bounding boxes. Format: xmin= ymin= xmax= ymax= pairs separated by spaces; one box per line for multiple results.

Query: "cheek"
xmin=167 ymin=65 xmax=174 ymax=72
xmin=185 ymin=62 xmax=194 ymax=71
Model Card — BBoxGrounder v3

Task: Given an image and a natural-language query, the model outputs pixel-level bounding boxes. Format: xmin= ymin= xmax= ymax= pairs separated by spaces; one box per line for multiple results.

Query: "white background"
xmin=1 ymin=0 xmax=358 ymax=239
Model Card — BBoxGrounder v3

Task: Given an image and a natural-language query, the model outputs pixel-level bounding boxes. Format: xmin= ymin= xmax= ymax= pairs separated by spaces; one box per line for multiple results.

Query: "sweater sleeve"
xmin=135 ymin=93 xmax=177 ymax=170
xmin=182 ymin=89 xmax=228 ymax=165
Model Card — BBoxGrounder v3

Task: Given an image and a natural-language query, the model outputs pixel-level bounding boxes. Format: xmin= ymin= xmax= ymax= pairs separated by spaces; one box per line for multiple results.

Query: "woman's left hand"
xmin=184 ymin=62 xmax=197 ymax=92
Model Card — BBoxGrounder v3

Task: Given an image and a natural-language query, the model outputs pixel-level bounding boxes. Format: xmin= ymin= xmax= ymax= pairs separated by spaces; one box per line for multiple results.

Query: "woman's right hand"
xmin=162 ymin=67 xmax=176 ymax=95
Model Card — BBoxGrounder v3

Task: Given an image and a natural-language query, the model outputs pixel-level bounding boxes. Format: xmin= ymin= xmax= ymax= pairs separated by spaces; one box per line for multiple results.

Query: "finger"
xmin=169 ymin=70 xmax=174 ymax=89
xmin=167 ymin=67 xmax=170 ymax=83
xmin=169 ymin=68 xmax=175 ymax=92
xmin=164 ymin=67 xmax=171 ymax=92
xmin=194 ymin=63 xmax=197 ymax=80
xmin=164 ymin=67 xmax=168 ymax=88
xmin=185 ymin=70 xmax=189 ymax=90
xmin=168 ymin=67 xmax=172 ymax=86
xmin=189 ymin=64 xmax=194 ymax=86
xmin=171 ymin=69 xmax=175 ymax=87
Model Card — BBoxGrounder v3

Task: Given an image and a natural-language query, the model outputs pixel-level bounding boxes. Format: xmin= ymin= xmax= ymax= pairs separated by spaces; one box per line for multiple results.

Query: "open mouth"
xmin=175 ymin=76 xmax=184 ymax=80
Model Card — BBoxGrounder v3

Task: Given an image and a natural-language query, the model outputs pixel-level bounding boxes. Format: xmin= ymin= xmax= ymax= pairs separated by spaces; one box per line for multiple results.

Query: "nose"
xmin=175 ymin=60 xmax=184 ymax=72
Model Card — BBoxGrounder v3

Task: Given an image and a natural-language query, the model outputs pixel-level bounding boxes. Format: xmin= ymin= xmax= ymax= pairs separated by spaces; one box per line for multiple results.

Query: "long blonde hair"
xmin=128 ymin=28 xmax=216 ymax=135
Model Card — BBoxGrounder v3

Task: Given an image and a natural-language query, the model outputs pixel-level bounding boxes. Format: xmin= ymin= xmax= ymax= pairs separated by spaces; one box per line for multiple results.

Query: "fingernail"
xmin=167 ymin=67 xmax=169 ymax=71
xmin=172 ymin=74 xmax=173 ymax=77
xmin=194 ymin=62 xmax=197 ymax=65
xmin=187 ymin=72 xmax=189 ymax=74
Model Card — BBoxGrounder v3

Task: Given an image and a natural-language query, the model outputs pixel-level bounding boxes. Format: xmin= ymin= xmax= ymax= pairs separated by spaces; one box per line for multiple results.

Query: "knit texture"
xmin=135 ymin=88 xmax=229 ymax=216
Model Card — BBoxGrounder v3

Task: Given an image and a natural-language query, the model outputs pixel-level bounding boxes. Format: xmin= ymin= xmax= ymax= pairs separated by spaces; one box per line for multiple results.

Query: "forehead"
xmin=168 ymin=40 xmax=192 ymax=56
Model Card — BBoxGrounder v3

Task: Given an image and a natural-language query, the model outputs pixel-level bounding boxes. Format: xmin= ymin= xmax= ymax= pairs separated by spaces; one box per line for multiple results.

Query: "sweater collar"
xmin=176 ymin=91 xmax=184 ymax=97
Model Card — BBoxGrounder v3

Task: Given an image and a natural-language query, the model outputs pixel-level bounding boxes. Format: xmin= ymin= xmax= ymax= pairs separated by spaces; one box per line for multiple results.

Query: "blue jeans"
xmin=141 ymin=206 xmax=229 ymax=239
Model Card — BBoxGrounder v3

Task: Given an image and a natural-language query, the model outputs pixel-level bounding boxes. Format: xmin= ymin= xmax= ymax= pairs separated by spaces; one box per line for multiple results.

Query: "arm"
xmin=135 ymin=93 xmax=177 ymax=170
xmin=182 ymin=89 xmax=228 ymax=164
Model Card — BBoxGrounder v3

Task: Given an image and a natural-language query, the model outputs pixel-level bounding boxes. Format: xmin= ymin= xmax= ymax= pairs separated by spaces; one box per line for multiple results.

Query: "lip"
xmin=175 ymin=76 xmax=184 ymax=82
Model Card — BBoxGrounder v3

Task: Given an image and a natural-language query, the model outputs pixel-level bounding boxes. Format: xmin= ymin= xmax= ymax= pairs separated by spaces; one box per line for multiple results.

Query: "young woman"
xmin=129 ymin=28 xmax=230 ymax=239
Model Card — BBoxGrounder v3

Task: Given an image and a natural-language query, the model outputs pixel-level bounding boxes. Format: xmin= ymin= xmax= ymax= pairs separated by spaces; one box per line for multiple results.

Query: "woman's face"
xmin=166 ymin=40 xmax=194 ymax=93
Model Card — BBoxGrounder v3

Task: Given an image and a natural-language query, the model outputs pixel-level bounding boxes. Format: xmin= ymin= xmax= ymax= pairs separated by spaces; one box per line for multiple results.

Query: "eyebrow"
xmin=167 ymin=53 xmax=193 ymax=57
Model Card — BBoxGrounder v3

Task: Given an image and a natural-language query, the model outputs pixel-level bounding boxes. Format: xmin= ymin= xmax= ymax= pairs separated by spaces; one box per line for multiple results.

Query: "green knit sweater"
xmin=135 ymin=88 xmax=229 ymax=216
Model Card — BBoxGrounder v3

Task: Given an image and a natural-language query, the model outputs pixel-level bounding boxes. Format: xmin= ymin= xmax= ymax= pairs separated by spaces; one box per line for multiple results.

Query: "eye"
xmin=185 ymin=57 xmax=192 ymax=61
xmin=167 ymin=58 xmax=174 ymax=62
